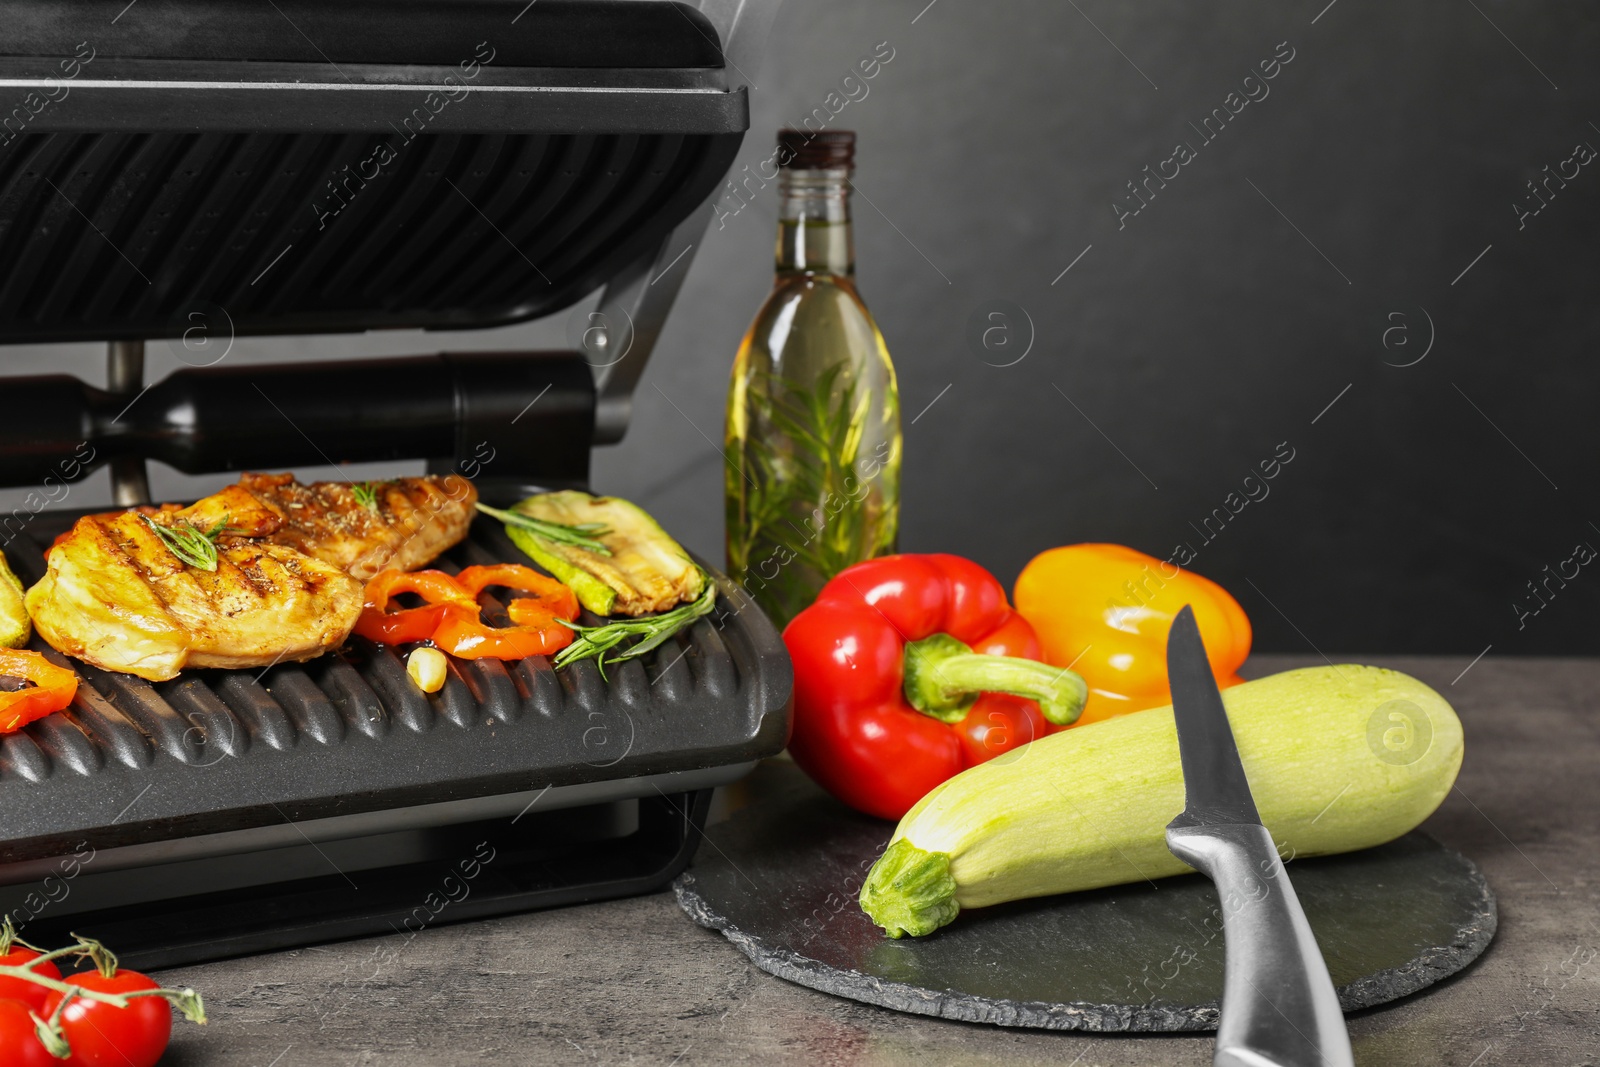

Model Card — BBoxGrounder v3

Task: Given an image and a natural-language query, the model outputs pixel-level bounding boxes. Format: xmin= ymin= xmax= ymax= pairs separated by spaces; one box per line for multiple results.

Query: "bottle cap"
xmin=777 ymin=129 xmax=855 ymax=170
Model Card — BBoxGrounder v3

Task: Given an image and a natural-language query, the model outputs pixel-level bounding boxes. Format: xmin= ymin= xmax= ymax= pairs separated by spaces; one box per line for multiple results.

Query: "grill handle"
xmin=0 ymin=351 xmax=593 ymax=491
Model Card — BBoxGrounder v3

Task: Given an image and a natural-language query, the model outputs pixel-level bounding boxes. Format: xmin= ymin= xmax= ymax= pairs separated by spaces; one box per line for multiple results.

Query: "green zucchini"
xmin=505 ymin=526 xmax=619 ymax=616
xmin=0 ymin=550 xmax=29 ymax=649
xmin=859 ymin=665 xmax=1463 ymax=937
xmin=503 ymin=492 xmax=704 ymax=617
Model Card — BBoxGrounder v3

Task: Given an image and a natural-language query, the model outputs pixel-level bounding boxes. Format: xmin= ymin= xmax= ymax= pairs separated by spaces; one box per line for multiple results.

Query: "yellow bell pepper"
xmin=1013 ymin=543 xmax=1251 ymax=727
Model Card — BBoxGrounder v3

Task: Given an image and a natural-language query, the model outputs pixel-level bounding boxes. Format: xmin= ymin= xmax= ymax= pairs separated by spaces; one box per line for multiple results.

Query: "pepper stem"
xmin=902 ymin=633 xmax=1087 ymax=726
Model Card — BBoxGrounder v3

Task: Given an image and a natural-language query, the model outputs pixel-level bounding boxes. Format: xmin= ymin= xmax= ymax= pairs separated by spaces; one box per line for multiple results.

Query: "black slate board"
xmin=674 ymin=762 xmax=1497 ymax=1031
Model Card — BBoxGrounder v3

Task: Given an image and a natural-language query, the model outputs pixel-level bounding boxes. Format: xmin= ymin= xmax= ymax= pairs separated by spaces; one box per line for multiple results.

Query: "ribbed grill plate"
xmin=0 ymin=509 xmax=791 ymax=865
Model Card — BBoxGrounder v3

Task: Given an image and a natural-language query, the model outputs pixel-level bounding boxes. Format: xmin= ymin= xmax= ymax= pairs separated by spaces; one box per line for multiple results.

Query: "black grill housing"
xmin=0 ymin=0 xmax=789 ymax=965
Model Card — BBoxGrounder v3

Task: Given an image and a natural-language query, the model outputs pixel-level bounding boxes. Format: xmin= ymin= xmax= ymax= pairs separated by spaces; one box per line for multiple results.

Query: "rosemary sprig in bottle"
xmin=141 ymin=514 xmax=239 ymax=572
xmin=474 ymin=503 xmax=612 ymax=556
xmin=728 ymin=363 xmax=899 ymax=626
xmin=553 ymin=572 xmax=716 ymax=675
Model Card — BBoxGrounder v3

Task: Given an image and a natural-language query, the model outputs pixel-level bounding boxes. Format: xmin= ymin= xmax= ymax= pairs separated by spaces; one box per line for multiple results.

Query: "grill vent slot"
xmin=0 ymin=131 xmax=739 ymax=342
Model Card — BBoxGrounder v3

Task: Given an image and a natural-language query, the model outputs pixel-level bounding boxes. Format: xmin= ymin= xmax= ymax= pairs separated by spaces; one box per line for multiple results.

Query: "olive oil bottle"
xmin=725 ymin=130 xmax=902 ymax=627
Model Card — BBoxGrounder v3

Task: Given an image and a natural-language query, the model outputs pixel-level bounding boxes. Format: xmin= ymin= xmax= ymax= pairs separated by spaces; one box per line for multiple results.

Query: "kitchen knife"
xmin=1164 ymin=605 xmax=1354 ymax=1067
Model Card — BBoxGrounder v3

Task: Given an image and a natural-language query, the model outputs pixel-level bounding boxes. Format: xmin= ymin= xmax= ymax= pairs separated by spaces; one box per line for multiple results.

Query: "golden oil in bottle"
xmin=725 ymin=130 xmax=901 ymax=627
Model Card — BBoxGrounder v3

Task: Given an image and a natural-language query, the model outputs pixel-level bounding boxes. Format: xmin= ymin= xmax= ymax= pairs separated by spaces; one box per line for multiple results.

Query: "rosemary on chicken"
xmin=351 ymin=481 xmax=382 ymax=511
xmin=553 ymin=572 xmax=716 ymax=675
xmin=141 ymin=514 xmax=238 ymax=572
xmin=474 ymin=503 xmax=612 ymax=556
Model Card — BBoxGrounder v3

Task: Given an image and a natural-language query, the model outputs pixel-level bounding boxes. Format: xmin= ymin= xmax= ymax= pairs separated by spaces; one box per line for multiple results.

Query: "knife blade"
xmin=1165 ymin=604 xmax=1259 ymax=830
xmin=1163 ymin=605 xmax=1354 ymax=1067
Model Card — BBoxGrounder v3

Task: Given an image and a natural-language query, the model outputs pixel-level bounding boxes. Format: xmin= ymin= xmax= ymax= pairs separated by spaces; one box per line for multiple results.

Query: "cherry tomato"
xmin=954 ymin=693 xmax=1050 ymax=766
xmin=0 ymin=946 xmax=62 ymax=1012
xmin=44 ymin=970 xmax=171 ymax=1067
xmin=0 ymin=998 xmax=59 ymax=1067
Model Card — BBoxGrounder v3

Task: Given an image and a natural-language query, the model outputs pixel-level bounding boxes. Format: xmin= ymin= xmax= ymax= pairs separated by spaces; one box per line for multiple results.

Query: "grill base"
xmin=7 ymin=788 xmax=713 ymax=971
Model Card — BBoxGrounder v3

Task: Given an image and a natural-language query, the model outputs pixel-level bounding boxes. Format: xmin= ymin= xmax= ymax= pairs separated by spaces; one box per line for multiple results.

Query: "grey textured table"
xmin=153 ymin=656 xmax=1598 ymax=1066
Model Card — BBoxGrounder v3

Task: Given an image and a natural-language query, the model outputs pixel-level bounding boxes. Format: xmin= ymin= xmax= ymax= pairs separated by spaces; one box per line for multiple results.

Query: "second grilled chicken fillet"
xmin=236 ymin=473 xmax=478 ymax=580
xmin=27 ymin=509 xmax=363 ymax=681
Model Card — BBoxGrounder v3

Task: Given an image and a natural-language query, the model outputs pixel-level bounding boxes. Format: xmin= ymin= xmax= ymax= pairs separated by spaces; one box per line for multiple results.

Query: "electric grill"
xmin=0 ymin=0 xmax=788 ymax=969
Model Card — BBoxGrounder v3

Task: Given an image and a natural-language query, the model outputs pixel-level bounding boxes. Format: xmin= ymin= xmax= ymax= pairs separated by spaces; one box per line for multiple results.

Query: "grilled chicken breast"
xmin=26 ymin=473 xmax=478 ymax=680
xmin=236 ymin=473 xmax=478 ymax=580
xmin=27 ymin=508 xmax=363 ymax=681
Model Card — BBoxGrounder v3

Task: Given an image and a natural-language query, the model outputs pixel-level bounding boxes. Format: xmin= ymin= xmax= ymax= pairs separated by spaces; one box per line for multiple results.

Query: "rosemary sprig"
xmin=352 ymin=481 xmax=382 ymax=511
xmin=553 ymin=572 xmax=716 ymax=675
xmin=729 ymin=362 xmax=899 ymax=625
xmin=475 ymin=502 xmax=613 ymax=556
xmin=141 ymin=514 xmax=237 ymax=572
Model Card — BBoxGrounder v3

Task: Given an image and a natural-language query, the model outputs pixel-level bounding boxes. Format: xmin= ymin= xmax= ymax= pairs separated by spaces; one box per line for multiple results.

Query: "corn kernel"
xmin=407 ymin=647 xmax=447 ymax=693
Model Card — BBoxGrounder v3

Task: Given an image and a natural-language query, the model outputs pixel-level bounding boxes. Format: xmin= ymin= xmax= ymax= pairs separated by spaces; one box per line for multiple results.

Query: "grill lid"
xmin=0 ymin=0 xmax=749 ymax=343
xmin=0 ymin=0 xmax=725 ymax=68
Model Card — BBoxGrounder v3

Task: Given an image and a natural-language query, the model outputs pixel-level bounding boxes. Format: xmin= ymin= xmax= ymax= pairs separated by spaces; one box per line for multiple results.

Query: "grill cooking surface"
xmin=0 ymin=507 xmax=790 ymax=864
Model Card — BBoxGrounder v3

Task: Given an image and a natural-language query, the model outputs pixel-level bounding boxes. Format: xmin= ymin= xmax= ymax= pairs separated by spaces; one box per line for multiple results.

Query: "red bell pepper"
xmin=0 ymin=650 xmax=78 ymax=733
xmin=433 ymin=564 xmax=580 ymax=660
xmin=783 ymin=554 xmax=1088 ymax=820
xmin=353 ymin=569 xmax=478 ymax=645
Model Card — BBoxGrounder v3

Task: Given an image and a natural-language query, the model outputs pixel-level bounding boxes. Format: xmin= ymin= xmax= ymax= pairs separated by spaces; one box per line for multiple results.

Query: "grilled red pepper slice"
xmin=433 ymin=565 xmax=579 ymax=660
xmin=353 ymin=569 xmax=476 ymax=645
xmin=0 ymin=649 xmax=78 ymax=733
xmin=783 ymin=554 xmax=1088 ymax=820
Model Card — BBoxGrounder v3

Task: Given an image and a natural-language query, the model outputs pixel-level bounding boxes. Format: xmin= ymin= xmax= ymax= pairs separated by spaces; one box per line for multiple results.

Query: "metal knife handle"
xmin=1167 ymin=823 xmax=1354 ymax=1067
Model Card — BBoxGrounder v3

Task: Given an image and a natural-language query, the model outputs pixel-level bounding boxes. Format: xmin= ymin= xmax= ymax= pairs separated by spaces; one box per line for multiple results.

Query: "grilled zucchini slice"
xmin=503 ymin=492 xmax=704 ymax=617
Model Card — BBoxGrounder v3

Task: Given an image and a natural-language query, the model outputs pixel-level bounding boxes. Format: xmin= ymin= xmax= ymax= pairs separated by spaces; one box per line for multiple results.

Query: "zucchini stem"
xmin=902 ymin=633 xmax=1088 ymax=726
xmin=858 ymin=838 xmax=960 ymax=939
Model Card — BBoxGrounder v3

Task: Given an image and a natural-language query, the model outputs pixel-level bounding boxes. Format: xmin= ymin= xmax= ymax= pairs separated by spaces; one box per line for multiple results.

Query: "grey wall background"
xmin=3 ymin=0 xmax=1597 ymax=656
